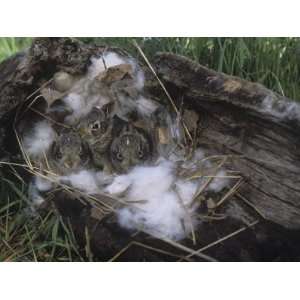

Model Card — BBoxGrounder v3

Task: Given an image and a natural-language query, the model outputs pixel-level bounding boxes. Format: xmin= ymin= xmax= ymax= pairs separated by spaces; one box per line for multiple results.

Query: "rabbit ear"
xmin=48 ymin=99 xmax=72 ymax=125
xmin=102 ymin=101 xmax=115 ymax=118
xmin=50 ymin=140 xmax=59 ymax=156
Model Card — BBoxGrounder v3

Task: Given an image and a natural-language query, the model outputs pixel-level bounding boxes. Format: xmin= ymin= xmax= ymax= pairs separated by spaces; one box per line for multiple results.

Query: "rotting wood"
xmin=147 ymin=52 xmax=300 ymax=229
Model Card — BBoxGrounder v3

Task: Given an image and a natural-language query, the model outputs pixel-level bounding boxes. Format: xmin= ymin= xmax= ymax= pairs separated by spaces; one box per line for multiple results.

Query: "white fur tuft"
xmin=261 ymin=95 xmax=300 ymax=121
xmin=208 ymin=170 xmax=229 ymax=193
xmin=28 ymin=182 xmax=46 ymax=207
xmin=106 ymin=160 xmax=201 ymax=240
xmin=34 ymin=176 xmax=53 ymax=192
xmin=23 ymin=121 xmax=56 ymax=157
xmin=88 ymin=52 xmax=127 ymax=78
xmin=136 ymin=97 xmax=158 ymax=116
xmin=60 ymin=170 xmax=101 ymax=194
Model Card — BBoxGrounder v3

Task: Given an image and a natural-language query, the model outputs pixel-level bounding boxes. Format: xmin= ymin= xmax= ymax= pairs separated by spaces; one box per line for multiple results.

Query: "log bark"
xmin=149 ymin=52 xmax=300 ymax=230
xmin=1 ymin=38 xmax=300 ymax=261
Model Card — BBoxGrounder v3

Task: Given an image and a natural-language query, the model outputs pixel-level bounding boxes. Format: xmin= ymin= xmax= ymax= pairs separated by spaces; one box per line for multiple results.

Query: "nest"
xmin=3 ymin=38 xmax=300 ymax=261
xmin=4 ymin=44 xmax=259 ymax=262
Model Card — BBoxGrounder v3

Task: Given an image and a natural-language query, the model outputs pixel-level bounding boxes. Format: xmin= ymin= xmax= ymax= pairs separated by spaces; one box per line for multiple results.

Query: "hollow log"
xmin=1 ymin=38 xmax=300 ymax=261
xmin=149 ymin=52 xmax=300 ymax=230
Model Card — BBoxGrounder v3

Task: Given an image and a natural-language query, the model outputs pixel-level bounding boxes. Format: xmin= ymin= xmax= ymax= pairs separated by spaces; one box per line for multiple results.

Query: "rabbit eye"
xmin=52 ymin=142 xmax=62 ymax=160
xmin=55 ymin=149 xmax=63 ymax=160
xmin=137 ymin=150 xmax=144 ymax=159
xmin=116 ymin=152 xmax=123 ymax=161
xmin=91 ymin=121 xmax=101 ymax=131
xmin=78 ymin=146 xmax=83 ymax=154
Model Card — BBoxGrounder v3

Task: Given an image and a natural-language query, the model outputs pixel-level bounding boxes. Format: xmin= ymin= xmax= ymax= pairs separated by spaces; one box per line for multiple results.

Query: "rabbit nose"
xmin=63 ymin=160 xmax=72 ymax=168
xmin=64 ymin=157 xmax=77 ymax=169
